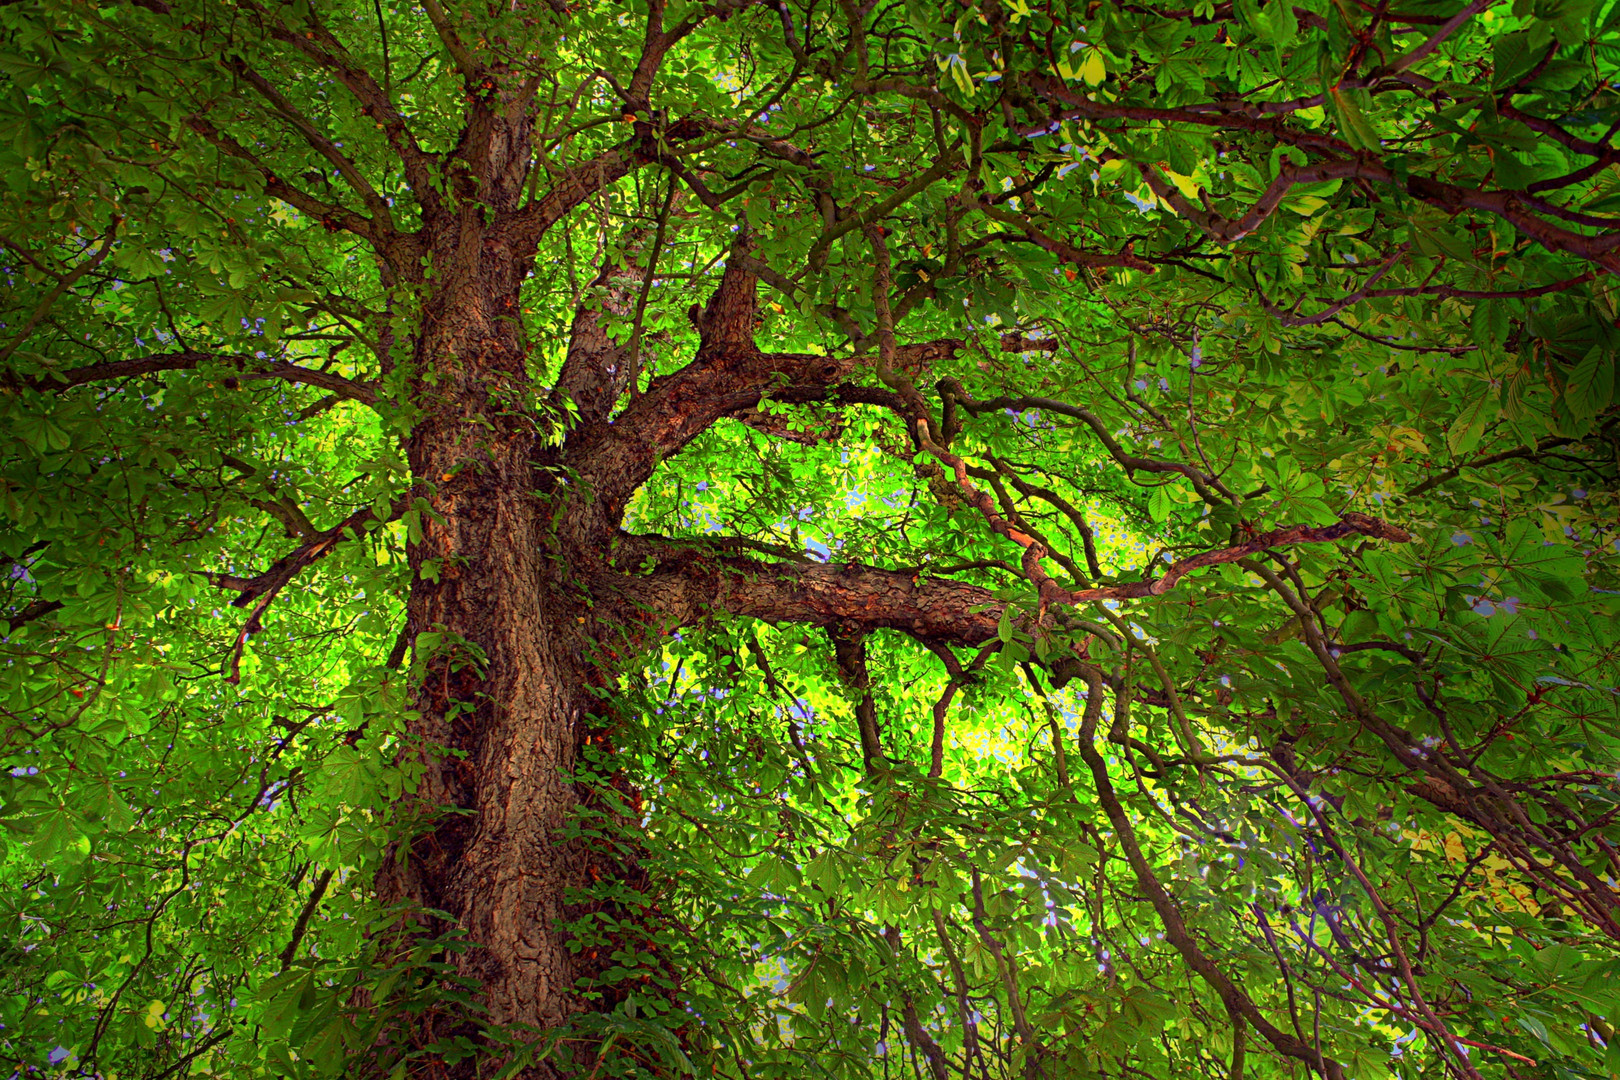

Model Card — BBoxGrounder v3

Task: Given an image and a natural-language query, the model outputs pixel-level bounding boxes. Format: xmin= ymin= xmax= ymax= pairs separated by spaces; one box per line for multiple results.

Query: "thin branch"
xmin=9 ymin=351 xmax=377 ymax=405
xmin=1404 ymin=437 xmax=1579 ymax=498
xmin=226 ymin=58 xmax=394 ymax=226
xmin=183 ymin=115 xmax=378 ymax=242
xmin=278 ymin=867 xmax=336 ymax=971
xmin=0 ymin=218 xmax=120 ymax=364
xmin=1380 ymin=0 xmax=1499 ymax=75
xmin=211 ymin=497 xmax=409 ymax=682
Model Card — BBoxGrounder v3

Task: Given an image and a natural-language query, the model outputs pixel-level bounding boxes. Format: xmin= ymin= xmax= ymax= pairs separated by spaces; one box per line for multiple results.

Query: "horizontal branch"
xmin=1031 ymin=512 xmax=1411 ymax=606
xmin=7 ymin=351 xmax=378 ymax=405
xmin=603 ymin=538 xmax=1005 ymax=650
xmin=1129 ymin=150 xmax=1620 ymax=271
xmin=1263 ymin=257 xmax=1597 ymax=327
xmin=2 ymin=599 xmax=64 ymax=635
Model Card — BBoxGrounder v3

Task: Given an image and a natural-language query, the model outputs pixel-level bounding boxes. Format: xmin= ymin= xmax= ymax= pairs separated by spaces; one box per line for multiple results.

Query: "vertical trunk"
xmin=372 ymin=224 xmax=643 ymax=1070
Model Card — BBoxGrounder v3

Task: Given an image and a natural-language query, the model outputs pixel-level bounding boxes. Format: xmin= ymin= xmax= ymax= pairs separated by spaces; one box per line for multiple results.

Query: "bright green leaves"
xmin=1 ymin=0 xmax=1617 ymax=1077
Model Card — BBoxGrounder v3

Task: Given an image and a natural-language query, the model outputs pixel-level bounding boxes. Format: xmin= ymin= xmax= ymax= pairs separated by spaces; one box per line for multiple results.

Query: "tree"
xmin=2 ymin=0 xmax=1618 ymax=1076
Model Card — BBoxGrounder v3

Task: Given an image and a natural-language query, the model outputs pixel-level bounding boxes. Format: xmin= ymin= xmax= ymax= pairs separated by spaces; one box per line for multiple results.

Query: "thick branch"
xmin=562 ymin=247 xmax=851 ymax=534
xmin=512 ymin=142 xmax=643 ymax=251
xmin=828 ymin=628 xmax=885 ymax=774
xmin=602 ymin=541 xmax=1005 ymax=651
xmin=551 ymin=260 xmax=646 ymax=426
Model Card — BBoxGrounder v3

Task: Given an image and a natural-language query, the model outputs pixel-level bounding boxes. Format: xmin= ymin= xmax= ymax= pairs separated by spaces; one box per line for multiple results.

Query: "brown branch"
xmin=968 ymin=868 xmax=1040 ymax=1068
xmin=226 ymin=59 xmax=394 ymax=227
xmin=1024 ymin=74 xmax=1355 ymax=160
xmin=805 ymin=154 xmax=965 ymax=273
xmin=1032 ymin=513 xmax=1411 ymax=607
xmin=418 ymin=0 xmax=480 ymax=81
xmin=551 ymin=259 xmax=647 ymax=427
xmin=623 ymin=0 xmax=755 ymax=111
xmin=1132 ymin=148 xmax=1620 ymax=271
xmin=986 ymin=459 xmax=1104 ymax=582
xmin=512 ymin=141 xmax=644 ymax=251
xmin=915 ymin=639 xmax=993 ymax=780
xmin=1258 ymin=245 xmax=1408 ymax=326
xmin=2 ymin=599 xmax=64 ymax=635
xmin=828 ymin=627 xmax=885 ymax=774
xmin=0 ymin=218 xmax=120 ymax=365
xmin=924 ymin=385 xmax=1408 ymax=610
xmin=977 ymin=202 xmax=1155 ymax=273
xmin=603 ymin=541 xmax=1006 ymax=651
xmin=949 ymin=384 xmax=1230 ymax=503
xmin=1266 ymin=266 xmax=1597 ymax=327
xmin=9 ymin=351 xmax=377 ymax=405
xmin=243 ymin=1 xmax=440 ymax=209
xmin=1378 ymin=0 xmax=1498 ymax=74
xmin=278 ymin=867 xmax=335 ymax=971
xmin=1404 ymin=436 xmax=1579 ymax=497
xmin=211 ymin=497 xmax=409 ymax=682
xmin=563 ymin=240 xmax=852 ymax=534
xmin=1069 ymin=667 xmax=1349 ymax=1079
xmin=182 ymin=115 xmax=379 ymax=243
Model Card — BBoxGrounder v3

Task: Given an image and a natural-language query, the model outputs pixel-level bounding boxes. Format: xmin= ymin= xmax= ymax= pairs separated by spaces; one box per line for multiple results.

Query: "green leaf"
xmin=1447 ymin=391 xmax=1494 ymax=457
xmin=1564 ymin=343 xmax=1616 ymax=419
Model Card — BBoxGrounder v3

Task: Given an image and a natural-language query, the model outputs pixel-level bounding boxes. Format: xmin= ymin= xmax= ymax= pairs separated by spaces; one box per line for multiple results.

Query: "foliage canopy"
xmin=2 ymin=0 xmax=1619 ymax=1078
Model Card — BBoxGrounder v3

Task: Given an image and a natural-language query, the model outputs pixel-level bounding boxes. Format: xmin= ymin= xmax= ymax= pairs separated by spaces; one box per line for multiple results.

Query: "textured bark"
xmin=600 ymin=542 xmax=1006 ymax=647
xmin=371 ymin=164 xmax=651 ymax=1068
xmin=374 ymin=254 xmax=604 ymax=1042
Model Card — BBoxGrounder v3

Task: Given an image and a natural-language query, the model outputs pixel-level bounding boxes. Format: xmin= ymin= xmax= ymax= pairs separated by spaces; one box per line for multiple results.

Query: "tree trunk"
xmin=372 ymin=229 xmax=644 ymax=1071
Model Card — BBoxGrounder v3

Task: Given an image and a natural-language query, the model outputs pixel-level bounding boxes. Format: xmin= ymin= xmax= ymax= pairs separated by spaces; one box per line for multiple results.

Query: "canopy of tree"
xmin=2 ymin=0 xmax=1619 ymax=1078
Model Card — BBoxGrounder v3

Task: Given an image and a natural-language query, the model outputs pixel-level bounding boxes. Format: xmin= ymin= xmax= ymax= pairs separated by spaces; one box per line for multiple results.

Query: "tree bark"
xmin=371 ymin=203 xmax=650 ymax=1071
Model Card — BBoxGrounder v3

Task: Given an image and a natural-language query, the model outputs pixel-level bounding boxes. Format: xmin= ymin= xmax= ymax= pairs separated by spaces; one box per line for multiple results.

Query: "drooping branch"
xmin=948 ymin=383 xmax=1232 ymax=502
xmin=1067 ymin=666 xmax=1350 ymax=1080
xmin=828 ymin=628 xmax=885 ymax=774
